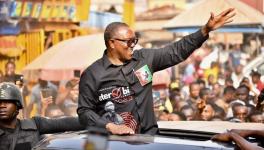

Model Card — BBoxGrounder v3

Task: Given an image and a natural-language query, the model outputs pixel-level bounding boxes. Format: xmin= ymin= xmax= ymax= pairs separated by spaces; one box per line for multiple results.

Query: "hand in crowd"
xmin=212 ymin=129 xmax=261 ymax=141
xmin=212 ymin=130 xmax=264 ymax=150
xmin=41 ymin=96 xmax=53 ymax=109
xmin=230 ymin=129 xmax=252 ymax=138
xmin=211 ymin=131 xmax=232 ymax=142
xmin=40 ymin=92 xmax=53 ymax=117
xmin=202 ymin=8 xmax=235 ymax=35
xmin=196 ymin=99 xmax=206 ymax=112
xmin=106 ymin=123 xmax=135 ymax=135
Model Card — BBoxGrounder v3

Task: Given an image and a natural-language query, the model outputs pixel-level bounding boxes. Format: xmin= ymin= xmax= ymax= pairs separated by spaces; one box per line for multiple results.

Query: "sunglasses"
xmin=111 ymin=38 xmax=138 ymax=47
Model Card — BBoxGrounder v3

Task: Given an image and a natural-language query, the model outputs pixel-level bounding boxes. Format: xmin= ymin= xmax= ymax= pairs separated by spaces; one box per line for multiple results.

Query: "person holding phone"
xmin=27 ymin=78 xmax=57 ymax=117
xmin=13 ymin=74 xmax=30 ymax=119
xmin=78 ymin=8 xmax=236 ymax=135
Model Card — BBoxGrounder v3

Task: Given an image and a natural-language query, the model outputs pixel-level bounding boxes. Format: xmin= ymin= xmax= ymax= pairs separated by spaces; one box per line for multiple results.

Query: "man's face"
xmin=225 ymin=92 xmax=235 ymax=103
xmin=213 ymin=84 xmax=221 ymax=96
xmin=233 ymin=106 xmax=248 ymax=122
xmin=250 ymin=114 xmax=264 ymax=123
xmin=0 ymin=100 xmax=17 ymax=121
xmin=251 ymin=75 xmax=260 ymax=84
xmin=204 ymin=90 xmax=215 ymax=101
xmin=39 ymin=79 xmax=48 ymax=88
xmin=182 ymin=108 xmax=194 ymax=121
xmin=190 ymin=84 xmax=200 ymax=99
xmin=235 ymin=65 xmax=242 ymax=74
xmin=109 ymin=26 xmax=137 ymax=62
xmin=208 ymin=75 xmax=215 ymax=85
xmin=168 ymin=113 xmax=181 ymax=121
xmin=236 ymin=88 xmax=249 ymax=101
xmin=158 ymin=112 xmax=169 ymax=121
xmin=201 ymin=104 xmax=214 ymax=121
xmin=175 ymin=101 xmax=188 ymax=112
xmin=5 ymin=63 xmax=15 ymax=76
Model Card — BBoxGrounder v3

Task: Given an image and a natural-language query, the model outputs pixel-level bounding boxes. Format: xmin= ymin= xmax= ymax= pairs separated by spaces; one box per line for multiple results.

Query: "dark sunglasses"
xmin=111 ymin=38 xmax=138 ymax=47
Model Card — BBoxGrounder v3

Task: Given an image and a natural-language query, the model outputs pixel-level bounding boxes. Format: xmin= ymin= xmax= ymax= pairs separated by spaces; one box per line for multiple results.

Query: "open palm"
xmin=206 ymin=8 xmax=235 ymax=31
xmin=206 ymin=8 xmax=236 ymax=31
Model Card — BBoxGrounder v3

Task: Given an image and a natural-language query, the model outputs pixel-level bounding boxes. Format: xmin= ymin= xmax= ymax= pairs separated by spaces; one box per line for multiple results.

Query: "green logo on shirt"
xmin=134 ymin=65 xmax=152 ymax=86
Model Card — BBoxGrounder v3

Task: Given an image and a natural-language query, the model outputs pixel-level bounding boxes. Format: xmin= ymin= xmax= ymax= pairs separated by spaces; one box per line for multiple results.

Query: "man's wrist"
xmin=201 ymin=25 xmax=210 ymax=36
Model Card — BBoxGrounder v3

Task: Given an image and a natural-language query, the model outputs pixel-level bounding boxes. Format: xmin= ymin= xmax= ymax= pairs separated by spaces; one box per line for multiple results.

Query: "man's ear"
xmin=15 ymin=109 xmax=19 ymax=116
xmin=109 ymin=40 xmax=115 ymax=49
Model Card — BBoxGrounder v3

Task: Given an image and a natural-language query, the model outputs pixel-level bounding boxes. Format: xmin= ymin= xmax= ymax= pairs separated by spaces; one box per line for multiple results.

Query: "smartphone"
xmin=15 ymin=74 xmax=24 ymax=87
xmin=153 ymin=91 xmax=163 ymax=107
xmin=41 ymin=88 xmax=52 ymax=98
xmin=15 ymin=74 xmax=24 ymax=83
xmin=74 ymin=70 xmax=81 ymax=78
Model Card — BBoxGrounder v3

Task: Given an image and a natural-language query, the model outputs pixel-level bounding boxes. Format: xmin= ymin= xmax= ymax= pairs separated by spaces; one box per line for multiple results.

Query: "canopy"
xmin=22 ymin=34 xmax=106 ymax=81
xmin=23 ymin=34 xmax=142 ymax=81
xmin=163 ymin=0 xmax=264 ymax=33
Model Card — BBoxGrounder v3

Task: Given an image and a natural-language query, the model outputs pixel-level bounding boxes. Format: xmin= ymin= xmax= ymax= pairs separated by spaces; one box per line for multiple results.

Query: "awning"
xmin=163 ymin=0 xmax=264 ymax=33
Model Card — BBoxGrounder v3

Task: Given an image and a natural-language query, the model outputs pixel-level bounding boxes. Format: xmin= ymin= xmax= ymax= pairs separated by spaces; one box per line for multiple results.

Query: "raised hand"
xmin=202 ymin=8 xmax=236 ymax=35
xmin=40 ymin=91 xmax=53 ymax=117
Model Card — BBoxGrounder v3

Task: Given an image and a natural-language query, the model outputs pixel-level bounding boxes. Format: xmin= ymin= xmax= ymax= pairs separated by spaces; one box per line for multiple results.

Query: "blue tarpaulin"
xmin=0 ymin=22 xmax=20 ymax=35
xmin=80 ymin=11 xmax=122 ymax=29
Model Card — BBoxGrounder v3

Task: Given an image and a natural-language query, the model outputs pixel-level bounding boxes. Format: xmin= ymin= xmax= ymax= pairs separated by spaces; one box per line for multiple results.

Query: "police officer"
xmin=0 ymin=82 xmax=85 ymax=150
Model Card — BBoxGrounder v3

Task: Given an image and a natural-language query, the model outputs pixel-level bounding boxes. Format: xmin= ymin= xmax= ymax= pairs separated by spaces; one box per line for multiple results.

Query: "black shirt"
xmin=77 ymin=30 xmax=208 ymax=135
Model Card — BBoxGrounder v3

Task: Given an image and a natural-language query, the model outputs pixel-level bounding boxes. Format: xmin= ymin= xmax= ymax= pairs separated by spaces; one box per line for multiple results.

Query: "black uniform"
xmin=78 ymin=30 xmax=208 ymax=135
xmin=0 ymin=117 xmax=85 ymax=150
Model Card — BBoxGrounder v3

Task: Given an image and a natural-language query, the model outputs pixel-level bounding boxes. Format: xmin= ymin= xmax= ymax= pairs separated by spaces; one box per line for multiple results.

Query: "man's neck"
xmin=107 ymin=49 xmax=124 ymax=66
xmin=0 ymin=118 xmax=17 ymax=129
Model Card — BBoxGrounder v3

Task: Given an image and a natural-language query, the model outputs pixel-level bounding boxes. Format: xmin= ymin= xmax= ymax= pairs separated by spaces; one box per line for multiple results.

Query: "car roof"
xmin=33 ymin=131 xmax=234 ymax=150
xmin=158 ymin=121 xmax=264 ymax=134
xmin=32 ymin=121 xmax=264 ymax=150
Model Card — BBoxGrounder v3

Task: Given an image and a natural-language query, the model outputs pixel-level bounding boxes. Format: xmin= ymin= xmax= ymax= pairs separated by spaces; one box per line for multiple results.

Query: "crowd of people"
xmin=0 ymin=60 xmax=79 ymax=119
xmin=153 ymin=42 xmax=264 ymax=123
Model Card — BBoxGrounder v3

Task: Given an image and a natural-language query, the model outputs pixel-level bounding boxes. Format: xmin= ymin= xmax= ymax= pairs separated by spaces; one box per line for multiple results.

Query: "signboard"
xmin=61 ymin=5 xmax=69 ymax=19
xmin=9 ymin=1 xmax=23 ymax=18
xmin=7 ymin=0 xmax=80 ymax=22
xmin=51 ymin=4 xmax=61 ymax=19
xmin=40 ymin=3 xmax=52 ymax=19
xmin=68 ymin=5 xmax=76 ymax=20
xmin=21 ymin=2 xmax=33 ymax=17
xmin=0 ymin=1 xmax=8 ymax=20
xmin=31 ymin=3 xmax=42 ymax=18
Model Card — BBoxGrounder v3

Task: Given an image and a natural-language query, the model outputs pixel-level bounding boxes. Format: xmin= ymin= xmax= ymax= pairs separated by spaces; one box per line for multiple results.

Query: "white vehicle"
xmin=243 ymin=53 xmax=264 ymax=82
